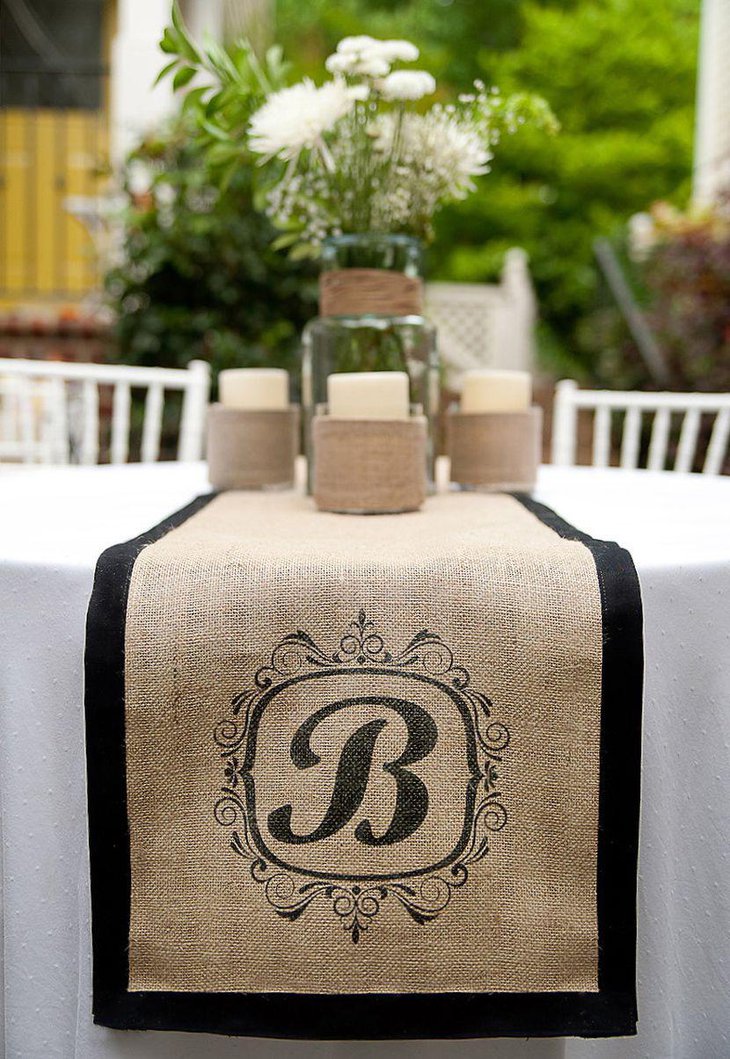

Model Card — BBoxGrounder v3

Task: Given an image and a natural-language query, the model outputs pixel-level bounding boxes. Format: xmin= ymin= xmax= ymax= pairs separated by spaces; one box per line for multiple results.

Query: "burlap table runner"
xmin=85 ymin=490 xmax=642 ymax=1039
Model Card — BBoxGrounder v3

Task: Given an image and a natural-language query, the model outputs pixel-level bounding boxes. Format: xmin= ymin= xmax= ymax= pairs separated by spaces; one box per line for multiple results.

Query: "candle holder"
xmin=446 ymin=407 xmax=542 ymax=492
xmin=312 ymin=407 xmax=427 ymax=514
xmin=207 ymin=404 xmax=300 ymax=491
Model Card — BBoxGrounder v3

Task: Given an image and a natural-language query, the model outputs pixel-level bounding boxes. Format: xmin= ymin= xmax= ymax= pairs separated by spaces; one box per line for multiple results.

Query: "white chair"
xmin=551 ymin=379 xmax=730 ymax=474
xmin=425 ymin=248 xmax=537 ymax=391
xmin=0 ymin=358 xmax=210 ymax=465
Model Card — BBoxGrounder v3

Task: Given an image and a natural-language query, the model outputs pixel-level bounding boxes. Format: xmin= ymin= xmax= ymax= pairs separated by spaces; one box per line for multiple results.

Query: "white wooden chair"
xmin=425 ymin=248 xmax=537 ymax=391
xmin=0 ymin=358 xmax=210 ymax=465
xmin=551 ymin=379 xmax=730 ymax=474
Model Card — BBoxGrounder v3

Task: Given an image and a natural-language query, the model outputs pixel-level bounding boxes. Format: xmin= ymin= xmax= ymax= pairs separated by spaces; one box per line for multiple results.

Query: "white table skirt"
xmin=1 ymin=463 xmax=728 ymax=1059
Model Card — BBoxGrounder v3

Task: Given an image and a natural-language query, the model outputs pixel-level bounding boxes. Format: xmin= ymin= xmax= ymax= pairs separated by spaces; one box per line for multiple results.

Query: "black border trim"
xmin=84 ymin=491 xmax=642 ymax=1040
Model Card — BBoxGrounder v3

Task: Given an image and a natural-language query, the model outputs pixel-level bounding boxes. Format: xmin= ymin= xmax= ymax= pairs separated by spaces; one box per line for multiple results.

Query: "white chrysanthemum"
xmin=336 ymin=35 xmax=379 ymax=55
xmin=326 ymin=50 xmax=389 ymax=77
xmin=373 ymin=110 xmax=491 ymax=205
xmin=378 ymin=70 xmax=436 ymax=101
xmin=376 ymin=39 xmax=419 ymax=63
xmin=347 ymin=83 xmax=370 ymax=102
xmin=324 ymin=53 xmax=351 ymax=74
xmin=248 ymin=79 xmax=353 ymax=163
xmin=355 ymin=55 xmax=391 ymax=77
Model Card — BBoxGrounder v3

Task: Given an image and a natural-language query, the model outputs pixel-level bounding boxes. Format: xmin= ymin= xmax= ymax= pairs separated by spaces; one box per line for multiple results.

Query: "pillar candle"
xmin=460 ymin=370 xmax=531 ymax=413
xmin=328 ymin=372 xmax=410 ymax=420
xmin=219 ymin=368 xmax=289 ymax=410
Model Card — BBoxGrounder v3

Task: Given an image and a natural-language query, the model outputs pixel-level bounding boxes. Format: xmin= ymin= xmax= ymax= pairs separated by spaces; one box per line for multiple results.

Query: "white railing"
xmin=551 ymin=379 xmax=730 ymax=474
xmin=426 ymin=248 xmax=537 ymax=390
xmin=0 ymin=358 xmax=210 ymax=465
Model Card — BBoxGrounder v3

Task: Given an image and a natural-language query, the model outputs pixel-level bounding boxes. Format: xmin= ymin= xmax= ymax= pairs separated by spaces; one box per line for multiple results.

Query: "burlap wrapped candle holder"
xmin=447 ymin=407 xmax=542 ymax=492
xmin=312 ymin=414 xmax=427 ymax=514
xmin=207 ymin=404 xmax=299 ymax=491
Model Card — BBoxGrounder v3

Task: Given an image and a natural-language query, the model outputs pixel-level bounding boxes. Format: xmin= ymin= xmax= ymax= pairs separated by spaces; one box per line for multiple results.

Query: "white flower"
xmin=628 ymin=212 xmax=657 ymax=261
xmin=327 ymin=49 xmax=389 ymax=77
xmin=372 ymin=110 xmax=491 ymax=212
xmin=354 ymin=55 xmax=391 ymax=77
xmin=248 ymin=79 xmax=354 ymax=163
xmin=378 ymin=70 xmax=436 ymax=101
xmin=325 ymin=53 xmax=351 ymax=74
xmin=336 ymin=35 xmax=379 ymax=55
xmin=376 ymin=39 xmax=419 ymax=63
xmin=347 ymin=83 xmax=370 ymax=102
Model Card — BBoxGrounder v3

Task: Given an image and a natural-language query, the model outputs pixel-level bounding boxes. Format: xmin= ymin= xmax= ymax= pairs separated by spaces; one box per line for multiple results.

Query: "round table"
xmin=1 ymin=463 xmax=728 ymax=1059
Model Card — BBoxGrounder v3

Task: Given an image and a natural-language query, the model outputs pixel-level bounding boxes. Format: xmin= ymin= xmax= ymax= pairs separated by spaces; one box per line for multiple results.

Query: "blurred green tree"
xmin=106 ymin=124 xmax=317 ymax=387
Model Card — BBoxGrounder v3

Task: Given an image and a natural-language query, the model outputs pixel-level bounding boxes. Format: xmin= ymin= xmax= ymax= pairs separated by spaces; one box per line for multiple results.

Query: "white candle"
xmin=219 ymin=368 xmax=289 ymax=410
xmin=328 ymin=371 xmax=410 ymax=420
xmin=460 ymin=369 xmax=531 ymax=413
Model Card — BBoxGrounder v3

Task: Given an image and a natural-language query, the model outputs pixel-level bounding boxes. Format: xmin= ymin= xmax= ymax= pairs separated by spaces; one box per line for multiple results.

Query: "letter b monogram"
xmin=268 ymin=696 xmax=437 ymax=848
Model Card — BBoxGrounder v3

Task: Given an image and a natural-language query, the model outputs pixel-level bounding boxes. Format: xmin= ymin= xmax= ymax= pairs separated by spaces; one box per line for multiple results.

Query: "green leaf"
xmin=206 ymin=142 xmax=241 ymax=165
xmin=201 ymin=119 xmax=230 ymax=142
xmin=271 ymin=231 xmax=301 ymax=251
xmin=289 ymin=242 xmax=317 ymax=262
xmin=170 ymin=0 xmax=186 ymax=35
xmin=154 ymin=59 xmax=179 ymax=86
xmin=159 ymin=28 xmax=180 ymax=55
xmin=182 ymin=85 xmax=209 ymax=113
xmin=170 ymin=1 xmax=200 ymax=64
xmin=172 ymin=66 xmax=196 ymax=91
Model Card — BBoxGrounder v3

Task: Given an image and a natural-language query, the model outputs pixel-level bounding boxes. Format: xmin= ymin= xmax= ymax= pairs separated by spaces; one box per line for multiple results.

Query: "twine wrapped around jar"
xmin=312 ymin=415 xmax=427 ymax=514
xmin=207 ymin=405 xmax=300 ymax=490
xmin=447 ymin=407 xmax=542 ymax=491
xmin=319 ymin=268 xmax=423 ymax=317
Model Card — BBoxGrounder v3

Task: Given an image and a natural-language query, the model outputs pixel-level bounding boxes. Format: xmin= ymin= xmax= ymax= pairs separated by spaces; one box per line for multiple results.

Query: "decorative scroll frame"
xmin=214 ymin=611 xmax=509 ymax=943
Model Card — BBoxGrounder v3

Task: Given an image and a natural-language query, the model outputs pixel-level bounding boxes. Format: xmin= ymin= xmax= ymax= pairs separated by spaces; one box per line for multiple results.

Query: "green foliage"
xmin=277 ymin=0 xmax=700 ymax=375
xmin=156 ymin=2 xmax=291 ymax=185
xmin=105 ymin=126 xmax=317 ymax=385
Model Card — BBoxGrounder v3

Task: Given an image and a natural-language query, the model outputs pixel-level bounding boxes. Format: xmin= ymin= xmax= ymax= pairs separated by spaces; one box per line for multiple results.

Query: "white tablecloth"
xmin=1 ymin=463 xmax=728 ymax=1059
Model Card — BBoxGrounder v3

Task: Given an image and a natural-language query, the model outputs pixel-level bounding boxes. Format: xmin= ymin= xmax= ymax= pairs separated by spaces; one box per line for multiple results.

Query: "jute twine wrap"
xmin=312 ymin=416 xmax=427 ymax=513
xmin=207 ymin=404 xmax=299 ymax=490
xmin=319 ymin=268 xmax=423 ymax=317
xmin=447 ymin=408 xmax=542 ymax=490
xmin=124 ymin=492 xmax=601 ymax=995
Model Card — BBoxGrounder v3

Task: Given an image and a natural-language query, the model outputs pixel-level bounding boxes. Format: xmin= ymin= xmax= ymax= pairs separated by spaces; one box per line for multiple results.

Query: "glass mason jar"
xmin=301 ymin=233 xmax=439 ymax=487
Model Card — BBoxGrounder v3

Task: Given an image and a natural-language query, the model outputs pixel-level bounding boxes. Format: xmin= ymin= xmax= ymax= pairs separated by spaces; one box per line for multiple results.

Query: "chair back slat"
xmin=552 ymin=382 xmax=730 ymax=475
xmin=18 ymin=378 xmax=35 ymax=459
xmin=620 ymin=406 xmax=642 ymax=469
xmin=551 ymin=379 xmax=578 ymax=465
xmin=46 ymin=377 xmax=70 ymax=464
xmin=0 ymin=358 xmax=210 ymax=465
xmin=703 ymin=408 xmax=730 ymax=475
xmin=79 ymin=380 xmax=100 ymax=465
xmin=111 ymin=382 xmax=131 ymax=464
xmin=141 ymin=383 xmax=164 ymax=463
xmin=592 ymin=406 xmax=612 ymax=467
xmin=674 ymin=408 xmax=701 ymax=473
xmin=647 ymin=407 xmax=671 ymax=471
xmin=177 ymin=360 xmax=210 ymax=461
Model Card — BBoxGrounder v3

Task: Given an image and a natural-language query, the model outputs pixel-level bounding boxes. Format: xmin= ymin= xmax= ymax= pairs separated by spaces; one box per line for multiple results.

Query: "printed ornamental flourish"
xmin=214 ymin=611 xmax=509 ymax=942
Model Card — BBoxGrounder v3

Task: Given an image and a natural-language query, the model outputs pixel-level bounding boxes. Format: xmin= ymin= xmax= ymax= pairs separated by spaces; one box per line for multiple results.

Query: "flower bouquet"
xmin=160 ymin=10 xmax=556 ymax=477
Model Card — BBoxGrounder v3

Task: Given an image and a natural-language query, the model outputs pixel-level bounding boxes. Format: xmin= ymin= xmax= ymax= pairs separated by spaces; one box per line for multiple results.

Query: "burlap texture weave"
xmin=319 ymin=268 xmax=423 ymax=317
xmin=312 ymin=416 xmax=427 ymax=513
xmin=206 ymin=405 xmax=299 ymax=490
xmin=124 ymin=491 xmax=602 ymax=996
xmin=447 ymin=408 xmax=542 ymax=490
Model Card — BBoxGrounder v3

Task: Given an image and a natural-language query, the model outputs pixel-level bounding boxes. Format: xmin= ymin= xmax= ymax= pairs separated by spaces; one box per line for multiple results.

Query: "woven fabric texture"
xmin=124 ymin=492 xmax=602 ymax=996
xmin=312 ymin=416 xmax=427 ymax=513
xmin=206 ymin=406 xmax=300 ymax=490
